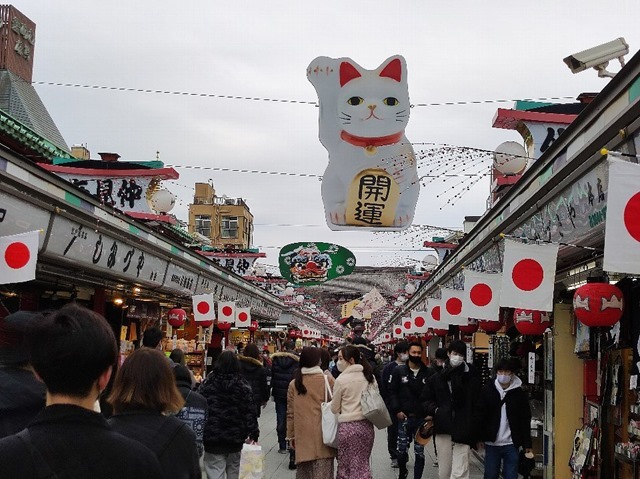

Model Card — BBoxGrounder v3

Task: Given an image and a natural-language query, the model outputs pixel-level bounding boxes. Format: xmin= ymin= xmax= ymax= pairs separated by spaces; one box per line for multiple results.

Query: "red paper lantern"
xmin=199 ymin=320 xmax=214 ymax=328
xmin=478 ymin=319 xmax=503 ymax=334
xmin=217 ymin=321 xmax=232 ymax=331
xmin=422 ymin=331 xmax=433 ymax=341
xmin=167 ymin=308 xmax=186 ymax=328
xmin=433 ymin=328 xmax=449 ymax=337
xmin=458 ymin=319 xmax=479 ymax=335
xmin=513 ymin=309 xmax=550 ymax=336
xmin=248 ymin=320 xmax=259 ymax=333
xmin=573 ymin=282 xmax=624 ymax=327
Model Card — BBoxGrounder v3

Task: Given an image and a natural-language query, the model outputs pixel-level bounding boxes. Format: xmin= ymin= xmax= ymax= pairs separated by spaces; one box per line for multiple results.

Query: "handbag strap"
xmin=323 ymin=374 xmax=333 ymax=402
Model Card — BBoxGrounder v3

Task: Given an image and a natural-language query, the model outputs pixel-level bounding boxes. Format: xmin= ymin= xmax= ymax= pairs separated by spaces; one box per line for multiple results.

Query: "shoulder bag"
xmin=321 ymin=374 xmax=339 ymax=448
xmin=361 ymin=380 xmax=392 ymax=429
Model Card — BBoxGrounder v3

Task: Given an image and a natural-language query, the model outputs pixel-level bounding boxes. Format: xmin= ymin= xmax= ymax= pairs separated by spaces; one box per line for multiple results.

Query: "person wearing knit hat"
xmin=0 ymin=311 xmax=46 ymax=438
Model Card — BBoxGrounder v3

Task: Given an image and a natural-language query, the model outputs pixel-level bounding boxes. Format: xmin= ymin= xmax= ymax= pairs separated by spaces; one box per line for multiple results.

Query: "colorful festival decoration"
xmin=307 ymin=55 xmax=419 ymax=231
xmin=573 ymin=282 xmax=624 ymax=327
xmin=463 ymin=271 xmax=502 ymax=321
xmin=192 ymin=294 xmax=216 ymax=322
xmin=513 ymin=309 xmax=551 ymax=336
xmin=279 ymin=242 xmax=355 ymax=285
xmin=0 ymin=231 xmax=39 ymax=284
xmin=167 ymin=308 xmax=186 ymax=328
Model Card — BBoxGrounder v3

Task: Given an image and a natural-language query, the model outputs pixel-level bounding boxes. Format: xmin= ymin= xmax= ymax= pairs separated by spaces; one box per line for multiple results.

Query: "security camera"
xmin=563 ymin=37 xmax=629 ymax=78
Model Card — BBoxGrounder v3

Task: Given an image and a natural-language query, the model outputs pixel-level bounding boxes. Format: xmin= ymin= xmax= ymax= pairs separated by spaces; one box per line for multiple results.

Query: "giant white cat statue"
xmin=308 ymin=55 xmax=419 ymax=231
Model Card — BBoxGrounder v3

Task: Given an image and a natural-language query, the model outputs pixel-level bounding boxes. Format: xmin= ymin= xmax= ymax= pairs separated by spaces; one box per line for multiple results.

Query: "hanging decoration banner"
xmin=352 ymin=287 xmax=387 ymax=319
xmin=463 ymin=270 xmax=502 ymax=321
xmin=500 ymin=239 xmax=559 ymax=312
xmin=279 ymin=242 xmax=355 ymax=285
xmin=603 ymin=158 xmax=640 ymax=274
xmin=307 ymin=55 xmax=419 ymax=231
xmin=0 ymin=230 xmax=39 ymax=284
xmin=440 ymin=288 xmax=467 ymax=325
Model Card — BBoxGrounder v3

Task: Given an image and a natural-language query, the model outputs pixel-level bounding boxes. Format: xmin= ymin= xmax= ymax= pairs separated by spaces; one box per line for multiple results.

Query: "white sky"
xmin=13 ymin=0 xmax=640 ymax=270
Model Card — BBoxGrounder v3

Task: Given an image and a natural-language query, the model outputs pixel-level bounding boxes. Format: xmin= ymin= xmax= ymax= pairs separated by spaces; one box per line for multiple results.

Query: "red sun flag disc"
xmin=239 ymin=312 xmax=248 ymax=321
xmin=5 ymin=242 xmax=30 ymax=269
xmin=512 ymin=259 xmax=544 ymax=291
xmin=446 ymin=298 xmax=462 ymax=315
xmin=197 ymin=302 xmax=210 ymax=315
xmin=431 ymin=306 xmax=440 ymax=321
xmin=222 ymin=306 xmax=232 ymax=316
xmin=470 ymin=283 xmax=492 ymax=306
xmin=415 ymin=316 xmax=425 ymax=328
xmin=624 ymin=192 xmax=640 ymax=242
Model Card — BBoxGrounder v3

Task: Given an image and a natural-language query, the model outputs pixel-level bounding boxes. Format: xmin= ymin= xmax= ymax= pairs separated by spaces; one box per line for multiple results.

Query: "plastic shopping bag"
xmin=239 ymin=443 xmax=263 ymax=479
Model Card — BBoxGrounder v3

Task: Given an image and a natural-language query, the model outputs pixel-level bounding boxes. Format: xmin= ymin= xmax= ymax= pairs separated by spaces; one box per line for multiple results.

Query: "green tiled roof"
xmin=0 ymin=109 xmax=72 ymax=159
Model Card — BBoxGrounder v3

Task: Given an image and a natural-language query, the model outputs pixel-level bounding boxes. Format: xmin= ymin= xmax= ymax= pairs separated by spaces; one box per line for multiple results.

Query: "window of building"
xmin=221 ymin=216 xmax=238 ymax=238
xmin=195 ymin=215 xmax=212 ymax=237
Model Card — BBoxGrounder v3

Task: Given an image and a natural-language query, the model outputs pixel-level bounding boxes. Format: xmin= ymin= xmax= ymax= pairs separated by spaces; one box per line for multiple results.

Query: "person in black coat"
xmin=108 ymin=348 xmax=200 ymax=479
xmin=478 ymin=358 xmax=532 ymax=479
xmin=270 ymin=340 xmax=299 ymax=461
xmin=388 ymin=341 xmax=435 ymax=479
xmin=238 ymin=343 xmax=270 ymax=418
xmin=200 ymin=350 xmax=259 ymax=478
xmin=0 ymin=311 xmax=46 ymax=439
xmin=421 ymin=340 xmax=482 ymax=479
xmin=380 ymin=341 xmax=409 ymax=468
xmin=0 ymin=304 xmax=164 ymax=479
xmin=173 ymin=364 xmax=208 ymax=457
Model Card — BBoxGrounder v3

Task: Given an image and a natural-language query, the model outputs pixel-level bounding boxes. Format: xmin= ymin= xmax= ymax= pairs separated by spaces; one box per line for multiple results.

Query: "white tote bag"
xmin=239 ymin=443 xmax=263 ymax=479
xmin=321 ymin=374 xmax=339 ymax=448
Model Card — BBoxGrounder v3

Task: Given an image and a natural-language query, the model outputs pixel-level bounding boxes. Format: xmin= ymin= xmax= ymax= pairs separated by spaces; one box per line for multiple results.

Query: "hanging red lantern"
xmin=573 ymin=282 xmax=624 ymax=327
xmin=459 ymin=319 xmax=479 ymax=335
xmin=433 ymin=328 xmax=449 ymax=337
xmin=479 ymin=318 xmax=503 ymax=334
xmin=513 ymin=309 xmax=550 ymax=336
xmin=217 ymin=321 xmax=232 ymax=331
xmin=248 ymin=320 xmax=259 ymax=333
xmin=422 ymin=331 xmax=433 ymax=342
xmin=167 ymin=308 xmax=186 ymax=328
xmin=199 ymin=320 xmax=214 ymax=328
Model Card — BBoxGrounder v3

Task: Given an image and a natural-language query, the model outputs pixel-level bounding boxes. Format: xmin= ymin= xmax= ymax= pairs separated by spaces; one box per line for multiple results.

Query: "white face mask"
xmin=497 ymin=374 xmax=512 ymax=385
xmin=449 ymin=355 xmax=464 ymax=368
xmin=337 ymin=359 xmax=349 ymax=372
xmin=398 ymin=353 xmax=409 ymax=362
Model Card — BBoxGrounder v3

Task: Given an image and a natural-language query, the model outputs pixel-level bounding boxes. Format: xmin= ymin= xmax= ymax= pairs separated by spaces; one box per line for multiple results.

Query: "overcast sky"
xmin=13 ymin=0 xmax=640 ymax=271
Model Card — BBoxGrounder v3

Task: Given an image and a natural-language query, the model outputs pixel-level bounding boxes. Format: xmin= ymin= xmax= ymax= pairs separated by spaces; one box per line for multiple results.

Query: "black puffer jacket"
xmin=238 ymin=355 xmax=270 ymax=417
xmin=270 ymin=352 xmax=299 ymax=400
xmin=421 ymin=363 xmax=482 ymax=446
xmin=388 ymin=363 xmax=434 ymax=417
xmin=199 ymin=371 xmax=259 ymax=454
xmin=0 ymin=367 xmax=46 ymax=438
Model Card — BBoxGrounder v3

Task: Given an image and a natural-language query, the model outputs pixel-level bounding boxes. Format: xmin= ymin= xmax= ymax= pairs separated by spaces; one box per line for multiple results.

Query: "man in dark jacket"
xmin=0 ymin=311 xmax=46 ymax=438
xmin=421 ymin=340 xmax=482 ymax=479
xmin=174 ymin=364 xmax=208 ymax=457
xmin=270 ymin=340 xmax=299 ymax=467
xmin=0 ymin=304 xmax=163 ymax=478
xmin=380 ymin=340 xmax=409 ymax=469
xmin=388 ymin=341 xmax=435 ymax=479
xmin=478 ymin=358 xmax=532 ymax=479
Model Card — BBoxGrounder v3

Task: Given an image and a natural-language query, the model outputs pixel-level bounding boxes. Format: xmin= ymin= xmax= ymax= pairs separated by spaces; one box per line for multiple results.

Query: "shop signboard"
xmin=161 ymin=262 xmax=199 ymax=295
xmin=279 ymin=242 xmax=356 ymax=285
xmin=44 ymin=215 xmax=167 ymax=287
xmin=0 ymin=191 xmax=51 ymax=247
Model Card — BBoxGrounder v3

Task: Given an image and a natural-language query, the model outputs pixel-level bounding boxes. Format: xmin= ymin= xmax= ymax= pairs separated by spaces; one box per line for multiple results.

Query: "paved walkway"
xmin=253 ymin=399 xmax=485 ymax=479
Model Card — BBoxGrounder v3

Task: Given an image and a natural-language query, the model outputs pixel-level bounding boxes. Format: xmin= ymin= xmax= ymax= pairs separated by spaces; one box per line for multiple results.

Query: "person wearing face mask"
xmin=477 ymin=358 xmax=532 ymax=479
xmin=330 ymin=345 xmax=377 ymax=479
xmin=421 ymin=340 xmax=481 ymax=479
xmin=388 ymin=341 xmax=435 ymax=479
xmin=380 ymin=341 xmax=410 ymax=469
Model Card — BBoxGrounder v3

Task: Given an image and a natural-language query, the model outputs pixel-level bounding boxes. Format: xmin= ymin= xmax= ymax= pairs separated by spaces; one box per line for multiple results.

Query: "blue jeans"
xmin=484 ymin=444 xmax=519 ymax=479
xmin=397 ymin=417 xmax=425 ymax=479
xmin=274 ymin=397 xmax=288 ymax=451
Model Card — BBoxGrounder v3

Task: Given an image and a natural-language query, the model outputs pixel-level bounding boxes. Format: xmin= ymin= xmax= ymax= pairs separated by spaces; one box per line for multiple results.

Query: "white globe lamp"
xmin=493 ymin=141 xmax=528 ymax=175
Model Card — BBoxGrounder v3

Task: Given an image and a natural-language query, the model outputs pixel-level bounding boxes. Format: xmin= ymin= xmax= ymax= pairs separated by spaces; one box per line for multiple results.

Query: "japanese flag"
xmin=500 ymin=239 xmax=559 ymax=311
xmin=236 ymin=307 xmax=251 ymax=328
xmin=384 ymin=332 xmax=391 ymax=342
xmin=0 ymin=231 xmax=39 ymax=284
xmin=402 ymin=316 xmax=416 ymax=334
xmin=604 ymin=158 xmax=640 ymax=274
xmin=427 ymin=298 xmax=445 ymax=329
xmin=463 ymin=270 xmax=502 ymax=321
xmin=411 ymin=311 xmax=430 ymax=333
xmin=192 ymin=294 xmax=215 ymax=322
xmin=440 ymin=288 xmax=467 ymax=325
xmin=218 ymin=301 xmax=236 ymax=324
xmin=392 ymin=323 xmax=404 ymax=339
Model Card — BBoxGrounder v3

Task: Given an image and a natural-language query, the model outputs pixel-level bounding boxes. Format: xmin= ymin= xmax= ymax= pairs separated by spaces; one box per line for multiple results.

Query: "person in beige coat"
xmin=330 ymin=345 xmax=376 ymax=479
xmin=287 ymin=347 xmax=337 ymax=479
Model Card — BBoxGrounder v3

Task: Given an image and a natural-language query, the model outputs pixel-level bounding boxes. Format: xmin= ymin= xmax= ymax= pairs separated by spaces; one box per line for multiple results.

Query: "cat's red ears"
xmin=339 ymin=58 xmax=403 ymax=87
xmin=340 ymin=62 xmax=361 ymax=87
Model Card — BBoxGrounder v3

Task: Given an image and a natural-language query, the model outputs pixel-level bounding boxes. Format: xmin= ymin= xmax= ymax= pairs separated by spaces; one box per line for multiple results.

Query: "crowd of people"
xmin=0 ymin=303 xmax=533 ymax=479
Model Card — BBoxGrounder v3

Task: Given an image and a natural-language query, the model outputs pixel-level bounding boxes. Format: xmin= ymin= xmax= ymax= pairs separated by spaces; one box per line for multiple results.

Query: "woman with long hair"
xmin=286 ymin=346 xmax=337 ymax=479
xmin=108 ymin=348 xmax=200 ymax=479
xmin=330 ymin=345 xmax=376 ymax=479
xmin=199 ymin=350 xmax=259 ymax=479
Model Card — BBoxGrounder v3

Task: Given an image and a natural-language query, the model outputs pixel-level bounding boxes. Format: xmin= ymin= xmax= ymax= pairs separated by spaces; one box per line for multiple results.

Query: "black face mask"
xmin=408 ymin=355 xmax=422 ymax=364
